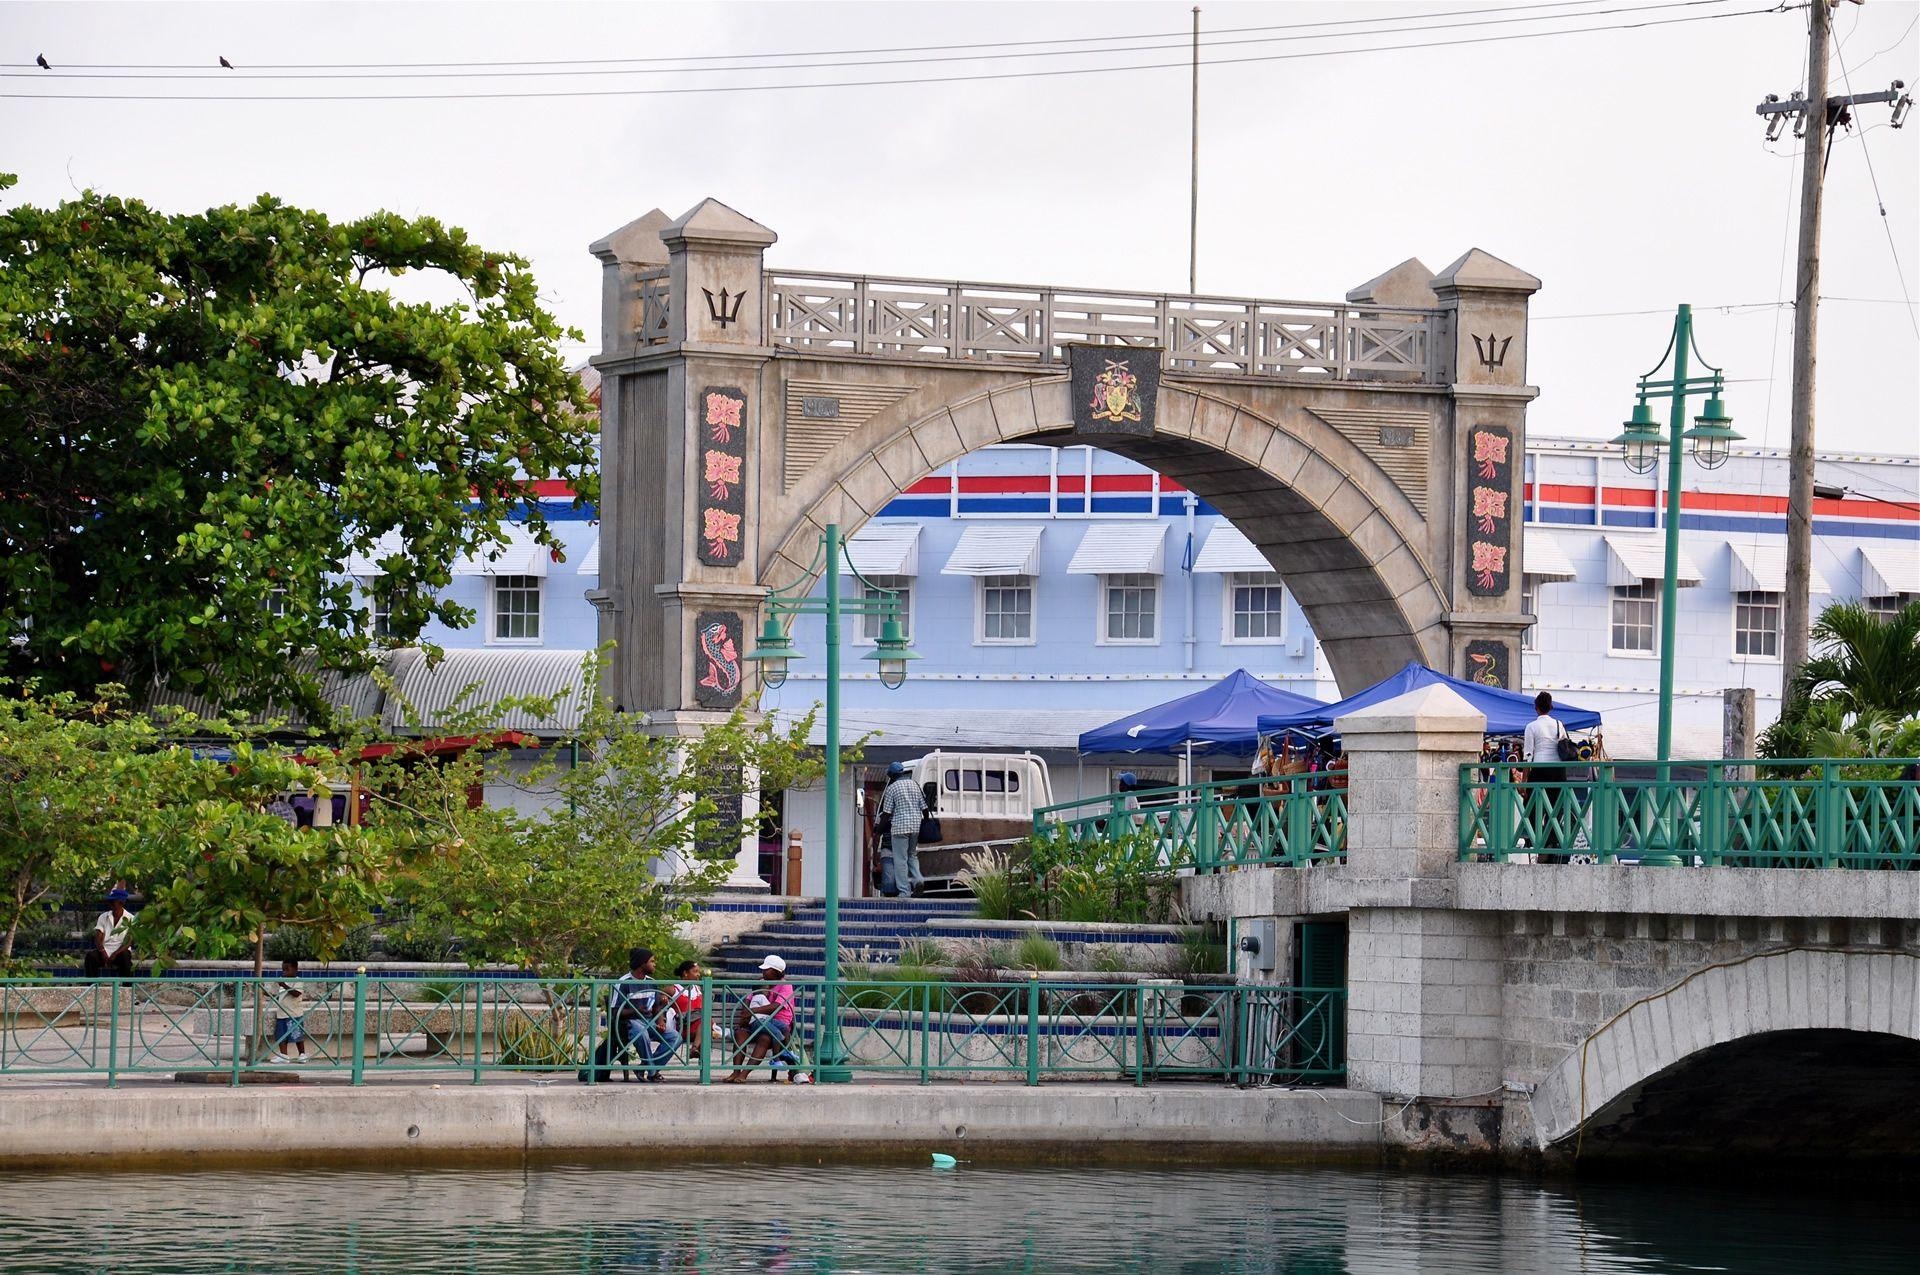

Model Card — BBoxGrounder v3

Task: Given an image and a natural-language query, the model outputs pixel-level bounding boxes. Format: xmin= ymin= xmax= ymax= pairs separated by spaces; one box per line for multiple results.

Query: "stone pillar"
xmin=1432 ymin=249 xmax=1541 ymax=691
xmin=1339 ymin=684 xmax=1505 ymax=1099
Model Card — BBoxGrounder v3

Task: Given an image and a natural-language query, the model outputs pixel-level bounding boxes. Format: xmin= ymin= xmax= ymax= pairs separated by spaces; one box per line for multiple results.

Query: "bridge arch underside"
xmin=766 ymin=378 xmax=1450 ymax=692
xmin=1533 ymin=949 xmax=1920 ymax=1171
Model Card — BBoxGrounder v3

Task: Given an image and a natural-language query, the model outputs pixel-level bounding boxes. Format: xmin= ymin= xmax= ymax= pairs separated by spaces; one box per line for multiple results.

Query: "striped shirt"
xmin=878 ymin=776 xmax=927 ymax=829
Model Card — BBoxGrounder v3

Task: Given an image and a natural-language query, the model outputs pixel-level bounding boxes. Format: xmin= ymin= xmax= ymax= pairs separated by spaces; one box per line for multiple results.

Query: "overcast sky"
xmin=5 ymin=0 xmax=1916 ymax=468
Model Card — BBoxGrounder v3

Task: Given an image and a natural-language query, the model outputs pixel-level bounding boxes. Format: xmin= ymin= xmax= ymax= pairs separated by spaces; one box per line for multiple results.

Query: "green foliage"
xmin=1019 ymin=826 xmax=1182 ymax=925
xmin=1008 ymin=933 xmax=1063 ymax=972
xmin=955 ymin=848 xmax=1032 ymax=921
xmin=1087 ymin=945 xmax=1128 ymax=975
xmin=266 ymin=922 xmax=373 ymax=964
xmin=895 ymin=937 xmax=948 ymax=968
xmin=1156 ymin=927 xmax=1229 ymax=979
xmin=497 ymin=1010 xmax=581 ymax=1070
xmin=376 ymin=917 xmax=459 ymax=964
xmin=0 ymin=179 xmax=597 ymax=717
xmin=391 ymin=659 xmax=822 ymax=976
xmin=1763 ymin=601 xmax=1920 ymax=767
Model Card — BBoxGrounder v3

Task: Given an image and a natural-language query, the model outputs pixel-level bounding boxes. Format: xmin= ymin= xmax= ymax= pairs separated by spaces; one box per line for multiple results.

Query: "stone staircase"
xmin=710 ymin=896 xmax=979 ymax=981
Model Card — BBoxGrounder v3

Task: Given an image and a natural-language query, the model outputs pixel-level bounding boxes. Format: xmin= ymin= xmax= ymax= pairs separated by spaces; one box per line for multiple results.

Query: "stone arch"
xmin=1530 ymin=948 xmax=1920 ymax=1147
xmin=762 ymin=377 xmax=1451 ymax=691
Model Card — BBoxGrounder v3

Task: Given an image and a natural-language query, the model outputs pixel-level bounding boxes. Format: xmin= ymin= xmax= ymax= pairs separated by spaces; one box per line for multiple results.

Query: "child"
xmin=273 ymin=959 xmax=308 ymax=1063
xmin=669 ymin=960 xmax=708 ymax=1055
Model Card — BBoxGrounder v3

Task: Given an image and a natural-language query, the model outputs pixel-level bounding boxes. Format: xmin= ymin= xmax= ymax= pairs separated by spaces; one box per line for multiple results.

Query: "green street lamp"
xmin=1609 ymin=303 xmax=1742 ymax=764
xmin=744 ymin=523 xmax=917 ymax=1083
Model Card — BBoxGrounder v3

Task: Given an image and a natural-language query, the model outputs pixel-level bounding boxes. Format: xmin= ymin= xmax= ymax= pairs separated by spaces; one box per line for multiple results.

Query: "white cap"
xmin=759 ymin=954 xmax=787 ymax=973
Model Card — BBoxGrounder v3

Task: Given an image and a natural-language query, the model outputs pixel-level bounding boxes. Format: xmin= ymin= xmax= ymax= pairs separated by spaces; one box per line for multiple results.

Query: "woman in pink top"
xmin=724 ymin=954 xmax=796 ymax=1083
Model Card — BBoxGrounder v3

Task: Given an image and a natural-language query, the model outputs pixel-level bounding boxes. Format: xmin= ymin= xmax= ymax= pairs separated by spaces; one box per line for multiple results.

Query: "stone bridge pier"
xmin=1185 ymin=685 xmax=1920 ymax=1167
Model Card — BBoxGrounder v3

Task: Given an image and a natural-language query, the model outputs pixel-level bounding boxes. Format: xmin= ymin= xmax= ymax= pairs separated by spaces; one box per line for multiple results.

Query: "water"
xmin=0 ymin=1162 xmax=1913 ymax=1273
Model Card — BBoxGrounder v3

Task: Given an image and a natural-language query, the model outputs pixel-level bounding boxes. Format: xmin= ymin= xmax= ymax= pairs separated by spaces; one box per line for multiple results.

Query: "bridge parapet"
xmin=760 ymin=270 xmax=1444 ymax=383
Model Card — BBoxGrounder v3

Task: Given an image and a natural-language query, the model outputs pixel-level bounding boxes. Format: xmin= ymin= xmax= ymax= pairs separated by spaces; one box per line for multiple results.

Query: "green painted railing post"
xmin=229 ymin=980 xmax=243 ymax=1086
xmin=106 ymin=979 xmax=120 ymax=1089
xmin=1196 ymin=788 xmax=1218 ymax=872
xmin=698 ymin=973 xmax=713 ymax=1086
xmin=1133 ymin=986 xmax=1147 ymax=1086
xmin=1592 ymin=765 xmax=1619 ymax=862
xmin=1286 ymin=777 xmax=1311 ymax=865
xmin=350 ymin=968 xmax=367 ymax=1086
xmin=1700 ymin=764 xmax=1726 ymax=867
xmin=470 ymin=981 xmax=483 ymax=1086
xmin=919 ymin=982 xmax=931 ymax=1086
xmin=1817 ymin=762 xmax=1841 ymax=868
xmin=585 ymin=981 xmax=603 ymax=1085
xmin=1489 ymin=767 xmax=1516 ymax=861
xmin=1024 ymin=975 xmax=1040 ymax=1086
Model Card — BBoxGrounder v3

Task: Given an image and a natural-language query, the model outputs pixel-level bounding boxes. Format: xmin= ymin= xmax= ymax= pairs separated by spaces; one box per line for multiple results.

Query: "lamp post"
xmin=1610 ymin=303 xmax=1742 ymax=763
xmin=745 ymin=523 xmax=917 ymax=1082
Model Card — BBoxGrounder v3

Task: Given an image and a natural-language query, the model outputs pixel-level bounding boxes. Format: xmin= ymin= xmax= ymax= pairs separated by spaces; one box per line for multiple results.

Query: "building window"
xmin=858 ymin=576 xmax=912 ymax=643
xmin=491 ymin=575 xmax=542 ymax=643
xmin=1867 ymin=593 xmax=1918 ymax=622
xmin=1734 ymin=590 xmax=1782 ymax=659
xmin=1102 ymin=573 xmax=1159 ymax=644
xmin=1520 ymin=581 xmax=1537 ymax=651
xmin=1609 ymin=582 xmax=1658 ymax=654
xmin=266 ymin=588 xmax=289 ymax=618
xmin=978 ymin=575 xmax=1034 ymax=644
xmin=1225 ymin=572 xmax=1286 ymax=644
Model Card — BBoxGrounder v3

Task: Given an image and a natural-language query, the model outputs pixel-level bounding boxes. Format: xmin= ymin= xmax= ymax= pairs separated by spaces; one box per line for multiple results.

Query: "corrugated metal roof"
xmin=146 ymin=650 xmax=419 ymax=732
xmin=1861 ymin=543 xmax=1920 ymax=597
xmin=941 ymin=524 xmax=1043 ymax=577
xmin=1604 ymin=535 xmax=1701 ymax=588
xmin=1191 ymin=526 xmax=1271 ymax=574
xmin=384 ymin=648 xmax=594 ymax=734
xmin=1066 ymin=523 xmax=1166 ymax=575
xmin=451 ymin=525 xmax=551 ymax=577
xmin=844 ymin=522 xmax=921 ymax=577
xmin=1522 ymin=528 xmax=1578 ymax=584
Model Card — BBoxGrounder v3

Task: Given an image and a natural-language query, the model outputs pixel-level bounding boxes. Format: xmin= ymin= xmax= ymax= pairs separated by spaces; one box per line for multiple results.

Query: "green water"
xmin=0 ymin=1162 xmax=1912 ymax=1273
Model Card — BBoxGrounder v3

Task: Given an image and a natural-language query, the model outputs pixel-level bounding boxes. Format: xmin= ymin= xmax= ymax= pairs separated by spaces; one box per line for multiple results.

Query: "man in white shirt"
xmin=86 ymin=885 xmax=135 ymax=978
xmin=1521 ymin=693 xmax=1570 ymax=864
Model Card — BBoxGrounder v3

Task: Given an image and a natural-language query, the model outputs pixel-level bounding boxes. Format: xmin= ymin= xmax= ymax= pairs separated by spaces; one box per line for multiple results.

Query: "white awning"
xmin=843 ymin=522 xmax=921 ymax=577
xmin=1729 ymin=541 xmax=1827 ymax=595
xmin=942 ymin=524 xmax=1043 ymax=577
xmin=1191 ymin=526 xmax=1273 ymax=574
xmin=452 ymin=525 xmax=550 ymax=577
xmin=1521 ymin=527 xmax=1578 ymax=585
xmin=575 ymin=535 xmax=600 ymax=578
xmin=345 ymin=531 xmax=407 ymax=577
xmin=1604 ymin=535 xmax=1701 ymax=588
xmin=1066 ymin=523 xmax=1166 ymax=575
xmin=1861 ymin=542 xmax=1920 ymax=597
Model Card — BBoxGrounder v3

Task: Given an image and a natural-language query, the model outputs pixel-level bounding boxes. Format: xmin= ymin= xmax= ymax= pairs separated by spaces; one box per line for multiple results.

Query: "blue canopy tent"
xmin=1255 ymin=661 xmax=1602 ymax=742
xmin=1078 ymin=669 xmax=1326 ymax=763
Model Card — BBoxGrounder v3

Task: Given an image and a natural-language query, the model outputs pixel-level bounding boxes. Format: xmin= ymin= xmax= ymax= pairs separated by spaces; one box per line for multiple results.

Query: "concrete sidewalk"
xmin=0 ymin=1079 xmax=1385 ymax=1169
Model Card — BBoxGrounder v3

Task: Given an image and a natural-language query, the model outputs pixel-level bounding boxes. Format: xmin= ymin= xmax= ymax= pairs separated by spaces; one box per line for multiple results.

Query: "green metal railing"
xmin=1460 ymin=758 xmax=1920 ymax=867
xmin=0 ymin=974 xmax=1345 ymax=1087
xmin=1033 ymin=774 xmax=1348 ymax=870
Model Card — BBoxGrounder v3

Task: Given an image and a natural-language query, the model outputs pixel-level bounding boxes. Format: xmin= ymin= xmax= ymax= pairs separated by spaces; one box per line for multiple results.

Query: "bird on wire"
xmin=36 ymin=54 xmax=50 ymax=69
xmin=219 ymin=56 xmax=232 ymax=69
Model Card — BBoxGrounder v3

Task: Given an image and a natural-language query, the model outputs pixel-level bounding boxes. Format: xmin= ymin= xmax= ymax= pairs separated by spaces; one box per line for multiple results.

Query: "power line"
xmin=7 ymin=1 xmax=1739 ymax=81
xmin=0 ymin=1 xmax=1624 ymax=70
xmin=2 ymin=4 xmax=1792 ymax=102
xmin=1830 ymin=28 xmax=1920 ymax=341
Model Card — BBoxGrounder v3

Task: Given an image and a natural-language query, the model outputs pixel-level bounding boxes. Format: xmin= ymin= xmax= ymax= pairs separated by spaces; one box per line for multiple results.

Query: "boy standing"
xmin=273 ymin=959 xmax=309 ymax=1063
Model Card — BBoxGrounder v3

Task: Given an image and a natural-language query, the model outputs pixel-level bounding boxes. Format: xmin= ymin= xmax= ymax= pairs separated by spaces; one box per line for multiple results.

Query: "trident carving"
xmin=1472 ymin=333 xmax=1512 ymax=372
xmin=702 ymin=287 xmax=745 ymax=329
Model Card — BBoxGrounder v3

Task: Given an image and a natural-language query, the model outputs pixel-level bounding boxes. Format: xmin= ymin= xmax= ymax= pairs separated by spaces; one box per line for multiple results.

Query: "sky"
xmin=3 ymin=0 xmax=1917 ymax=465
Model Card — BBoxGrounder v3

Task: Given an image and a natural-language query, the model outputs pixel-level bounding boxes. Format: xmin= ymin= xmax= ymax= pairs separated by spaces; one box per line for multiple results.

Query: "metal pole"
xmin=1782 ymin=0 xmax=1830 ymax=702
xmin=1188 ymin=6 xmax=1200 ymax=294
xmin=1657 ymin=305 xmax=1691 ymax=765
xmin=819 ymin=523 xmax=850 ymax=1083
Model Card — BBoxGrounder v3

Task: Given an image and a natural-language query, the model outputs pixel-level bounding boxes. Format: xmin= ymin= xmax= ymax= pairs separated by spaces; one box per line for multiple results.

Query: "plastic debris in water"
xmin=930 ymin=1153 xmax=958 ymax=1168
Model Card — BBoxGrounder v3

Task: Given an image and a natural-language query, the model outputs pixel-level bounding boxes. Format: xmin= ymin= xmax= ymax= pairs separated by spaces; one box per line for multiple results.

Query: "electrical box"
xmin=1238 ymin=917 xmax=1277 ymax=974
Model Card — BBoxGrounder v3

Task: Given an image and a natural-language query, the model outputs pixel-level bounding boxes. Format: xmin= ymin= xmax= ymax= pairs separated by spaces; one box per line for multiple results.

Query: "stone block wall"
xmin=1347 ymin=907 xmax=1504 ymax=1100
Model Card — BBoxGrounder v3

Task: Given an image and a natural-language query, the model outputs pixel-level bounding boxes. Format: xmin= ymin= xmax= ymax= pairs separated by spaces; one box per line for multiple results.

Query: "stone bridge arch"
xmin=1530 ymin=947 xmax=1920 ymax=1149
xmin=764 ymin=379 xmax=1450 ymax=691
xmin=588 ymin=197 xmax=1542 ymax=718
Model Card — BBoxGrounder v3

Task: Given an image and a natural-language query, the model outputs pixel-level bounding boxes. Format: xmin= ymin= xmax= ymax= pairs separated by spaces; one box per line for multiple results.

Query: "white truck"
xmin=895 ymin=751 xmax=1055 ymax=892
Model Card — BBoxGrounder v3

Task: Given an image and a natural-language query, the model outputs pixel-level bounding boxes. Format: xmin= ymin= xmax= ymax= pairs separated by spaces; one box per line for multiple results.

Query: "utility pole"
xmin=1189 ymin=6 xmax=1200 ymax=294
xmin=1754 ymin=0 xmax=1911 ymax=703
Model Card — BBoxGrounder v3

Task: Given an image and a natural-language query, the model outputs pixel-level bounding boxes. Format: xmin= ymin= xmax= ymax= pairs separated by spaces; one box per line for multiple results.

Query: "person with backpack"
xmin=1523 ymin=692 xmax=1577 ymax=864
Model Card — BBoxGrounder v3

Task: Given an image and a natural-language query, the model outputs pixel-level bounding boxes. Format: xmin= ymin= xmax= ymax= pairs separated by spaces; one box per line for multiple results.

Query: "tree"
xmin=391 ymin=669 xmax=822 ymax=975
xmin=1762 ymin=601 xmax=1920 ymax=761
xmin=0 ymin=173 xmax=597 ymax=718
xmin=0 ymin=688 xmax=160 ymax=959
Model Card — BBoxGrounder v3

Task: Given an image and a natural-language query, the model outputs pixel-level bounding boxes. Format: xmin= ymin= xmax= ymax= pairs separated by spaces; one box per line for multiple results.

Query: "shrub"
xmin=1087 ymin=945 xmax=1127 ymax=975
xmin=266 ymin=923 xmax=373 ymax=965
xmin=956 ymin=848 xmax=1031 ymax=920
xmin=497 ymin=1011 xmax=580 ymax=1071
xmin=896 ymin=937 xmax=948 ymax=968
xmin=1156 ymin=926 xmax=1228 ymax=980
xmin=1008 ymin=933 xmax=1063 ymax=972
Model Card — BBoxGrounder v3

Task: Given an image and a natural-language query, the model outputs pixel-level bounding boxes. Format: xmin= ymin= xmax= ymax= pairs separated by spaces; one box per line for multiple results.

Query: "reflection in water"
xmin=0 ymin=1161 xmax=1914 ymax=1273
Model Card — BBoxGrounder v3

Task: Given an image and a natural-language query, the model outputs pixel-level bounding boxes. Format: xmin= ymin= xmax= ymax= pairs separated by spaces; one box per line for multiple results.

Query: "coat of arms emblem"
xmin=1090 ymin=358 xmax=1143 ymax=424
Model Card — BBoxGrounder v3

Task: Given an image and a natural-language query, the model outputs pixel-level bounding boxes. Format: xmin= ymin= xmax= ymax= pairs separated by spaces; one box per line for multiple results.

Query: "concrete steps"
xmin=710 ymin=897 xmax=978 ymax=979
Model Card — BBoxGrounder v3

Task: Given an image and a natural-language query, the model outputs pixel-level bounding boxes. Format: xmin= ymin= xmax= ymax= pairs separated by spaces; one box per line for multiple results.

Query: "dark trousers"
xmin=85 ymin=949 xmax=132 ymax=978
